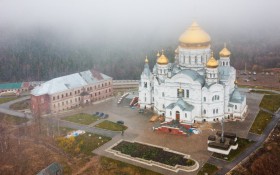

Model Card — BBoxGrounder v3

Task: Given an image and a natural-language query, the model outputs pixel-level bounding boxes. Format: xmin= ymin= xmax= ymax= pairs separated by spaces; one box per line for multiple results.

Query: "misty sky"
xmin=0 ymin=0 xmax=280 ymax=48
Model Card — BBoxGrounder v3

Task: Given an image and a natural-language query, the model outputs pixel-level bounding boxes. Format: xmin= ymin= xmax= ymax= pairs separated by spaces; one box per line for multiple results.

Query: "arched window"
xmin=213 ymin=109 xmax=215 ymax=114
xmin=223 ymin=62 xmax=225 ymax=66
xmin=162 ymin=92 xmax=165 ymax=97
xmin=185 ymin=113 xmax=187 ymax=117
xmin=170 ymin=111 xmax=172 ymax=116
xmin=217 ymin=96 xmax=219 ymax=100
xmin=216 ymin=109 xmax=218 ymax=113
xmin=204 ymin=109 xmax=206 ymax=114
xmin=163 ymin=104 xmax=165 ymax=108
xmin=212 ymin=96 xmax=215 ymax=101
xmin=235 ymin=105 xmax=237 ymax=110
xmin=204 ymin=97 xmax=206 ymax=102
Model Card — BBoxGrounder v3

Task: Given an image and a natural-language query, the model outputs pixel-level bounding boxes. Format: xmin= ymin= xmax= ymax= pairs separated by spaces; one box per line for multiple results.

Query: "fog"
xmin=1 ymin=0 xmax=280 ymax=45
xmin=0 ymin=0 xmax=279 ymax=80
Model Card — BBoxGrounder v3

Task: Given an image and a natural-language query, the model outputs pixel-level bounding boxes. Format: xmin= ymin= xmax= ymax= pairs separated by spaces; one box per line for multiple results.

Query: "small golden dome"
xmin=157 ymin=50 xmax=169 ymax=65
xmin=156 ymin=51 xmax=160 ymax=57
xmin=179 ymin=21 xmax=211 ymax=48
xmin=175 ymin=47 xmax=179 ymax=54
xmin=207 ymin=52 xmax=219 ymax=68
xmin=178 ymin=87 xmax=183 ymax=93
xmin=219 ymin=43 xmax=231 ymax=57
xmin=145 ymin=56 xmax=149 ymax=63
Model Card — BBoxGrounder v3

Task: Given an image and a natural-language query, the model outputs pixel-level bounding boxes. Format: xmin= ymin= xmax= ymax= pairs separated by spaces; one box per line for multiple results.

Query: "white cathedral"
xmin=138 ymin=22 xmax=247 ymax=124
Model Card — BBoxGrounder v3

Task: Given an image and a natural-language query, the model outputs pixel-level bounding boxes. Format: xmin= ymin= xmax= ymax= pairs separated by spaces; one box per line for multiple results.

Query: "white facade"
xmin=138 ymin=22 xmax=247 ymax=124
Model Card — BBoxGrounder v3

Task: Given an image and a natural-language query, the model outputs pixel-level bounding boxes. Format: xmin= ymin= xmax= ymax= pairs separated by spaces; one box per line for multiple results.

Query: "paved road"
xmin=209 ymin=109 xmax=280 ymax=175
xmin=47 ymin=118 xmax=119 ymax=138
xmin=0 ymin=96 xmax=32 ymax=119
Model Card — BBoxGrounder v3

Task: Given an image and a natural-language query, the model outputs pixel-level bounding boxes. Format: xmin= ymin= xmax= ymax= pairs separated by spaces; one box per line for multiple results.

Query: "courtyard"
xmin=48 ymin=87 xmax=263 ymax=175
xmin=0 ymin=87 xmax=266 ymax=175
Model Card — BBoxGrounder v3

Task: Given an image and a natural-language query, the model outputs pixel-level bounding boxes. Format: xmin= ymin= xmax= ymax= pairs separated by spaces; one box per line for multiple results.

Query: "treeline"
xmin=0 ymin=29 xmax=279 ymax=82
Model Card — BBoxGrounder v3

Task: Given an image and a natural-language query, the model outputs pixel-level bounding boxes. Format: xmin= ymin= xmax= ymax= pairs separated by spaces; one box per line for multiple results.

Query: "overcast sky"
xmin=0 ymin=0 xmax=279 ymax=46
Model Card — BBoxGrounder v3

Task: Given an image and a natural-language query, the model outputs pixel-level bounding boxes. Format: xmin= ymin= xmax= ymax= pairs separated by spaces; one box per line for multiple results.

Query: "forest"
xmin=0 ymin=27 xmax=279 ymax=82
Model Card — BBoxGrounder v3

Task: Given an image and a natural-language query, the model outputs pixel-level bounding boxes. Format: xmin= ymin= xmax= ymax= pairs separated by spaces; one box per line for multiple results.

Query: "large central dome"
xmin=179 ymin=21 xmax=211 ymax=48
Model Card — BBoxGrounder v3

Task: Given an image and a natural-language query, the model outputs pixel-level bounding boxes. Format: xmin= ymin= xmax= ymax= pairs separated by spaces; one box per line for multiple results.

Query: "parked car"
xmin=138 ymin=109 xmax=144 ymax=113
xmin=116 ymin=120 xmax=124 ymax=125
xmin=99 ymin=112 xmax=104 ymax=117
xmin=100 ymin=114 xmax=109 ymax=119
xmin=95 ymin=112 xmax=99 ymax=116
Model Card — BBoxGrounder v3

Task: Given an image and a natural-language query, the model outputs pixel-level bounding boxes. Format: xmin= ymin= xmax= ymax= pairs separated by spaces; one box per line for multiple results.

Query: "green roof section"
xmin=0 ymin=83 xmax=22 ymax=89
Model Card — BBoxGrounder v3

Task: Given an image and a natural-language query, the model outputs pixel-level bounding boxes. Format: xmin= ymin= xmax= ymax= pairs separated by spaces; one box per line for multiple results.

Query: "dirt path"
xmin=73 ymin=156 xmax=99 ymax=175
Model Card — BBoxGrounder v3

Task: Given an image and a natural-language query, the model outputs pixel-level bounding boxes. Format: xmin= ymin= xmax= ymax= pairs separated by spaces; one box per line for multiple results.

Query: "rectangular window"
xmin=186 ymin=90 xmax=189 ymax=98
xmin=41 ymin=98 xmax=44 ymax=104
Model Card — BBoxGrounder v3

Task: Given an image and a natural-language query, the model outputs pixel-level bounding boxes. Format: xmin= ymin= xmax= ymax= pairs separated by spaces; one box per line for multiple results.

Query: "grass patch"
xmin=95 ymin=120 xmax=127 ymax=131
xmin=112 ymin=141 xmax=195 ymax=167
xmin=99 ymin=156 xmax=162 ymax=175
xmin=197 ymin=163 xmax=219 ymax=175
xmin=56 ymin=133 xmax=111 ymax=156
xmin=0 ymin=97 xmax=17 ymax=104
xmin=212 ymin=138 xmax=254 ymax=162
xmin=0 ymin=113 xmax=28 ymax=125
xmin=9 ymin=99 xmax=30 ymax=110
xmin=250 ymin=90 xmax=277 ymax=95
xmin=249 ymin=110 xmax=272 ymax=135
xmin=62 ymin=113 xmax=99 ymax=125
xmin=259 ymin=94 xmax=280 ymax=112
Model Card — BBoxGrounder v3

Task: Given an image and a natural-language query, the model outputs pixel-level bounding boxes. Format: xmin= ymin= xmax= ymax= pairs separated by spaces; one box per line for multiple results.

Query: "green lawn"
xmin=56 ymin=133 xmax=111 ymax=156
xmin=197 ymin=163 xmax=218 ymax=175
xmin=212 ymin=138 xmax=254 ymax=162
xmin=259 ymin=94 xmax=280 ymax=112
xmin=62 ymin=113 xmax=99 ymax=125
xmin=9 ymin=99 xmax=30 ymax=110
xmin=95 ymin=120 xmax=127 ymax=131
xmin=0 ymin=113 xmax=28 ymax=125
xmin=99 ymin=156 xmax=162 ymax=175
xmin=0 ymin=97 xmax=17 ymax=104
xmin=249 ymin=110 xmax=272 ymax=135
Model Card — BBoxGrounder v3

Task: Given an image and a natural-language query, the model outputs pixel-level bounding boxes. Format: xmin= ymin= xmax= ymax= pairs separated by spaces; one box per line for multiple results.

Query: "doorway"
xmin=176 ymin=111 xmax=180 ymax=121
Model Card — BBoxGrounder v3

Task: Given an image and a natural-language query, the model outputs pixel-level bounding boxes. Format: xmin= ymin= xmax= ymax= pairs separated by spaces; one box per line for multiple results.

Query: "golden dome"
xmin=207 ymin=52 xmax=219 ymax=68
xmin=157 ymin=50 xmax=169 ymax=65
xmin=219 ymin=43 xmax=231 ymax=57
xmin=179 ymin=21 xmax=211 ymax=48
xmin=145 ymin=56 xmax=149 ymax=63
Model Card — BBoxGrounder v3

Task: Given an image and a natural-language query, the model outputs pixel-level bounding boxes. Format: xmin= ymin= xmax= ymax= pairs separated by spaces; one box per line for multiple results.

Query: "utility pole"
xmin=221 ymin=118 xmax=225 ymax=143
xmin=57 ymin=113 xmax=60 ymax=136
xmin=245 ymin=62 xmax=247 ymax=74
